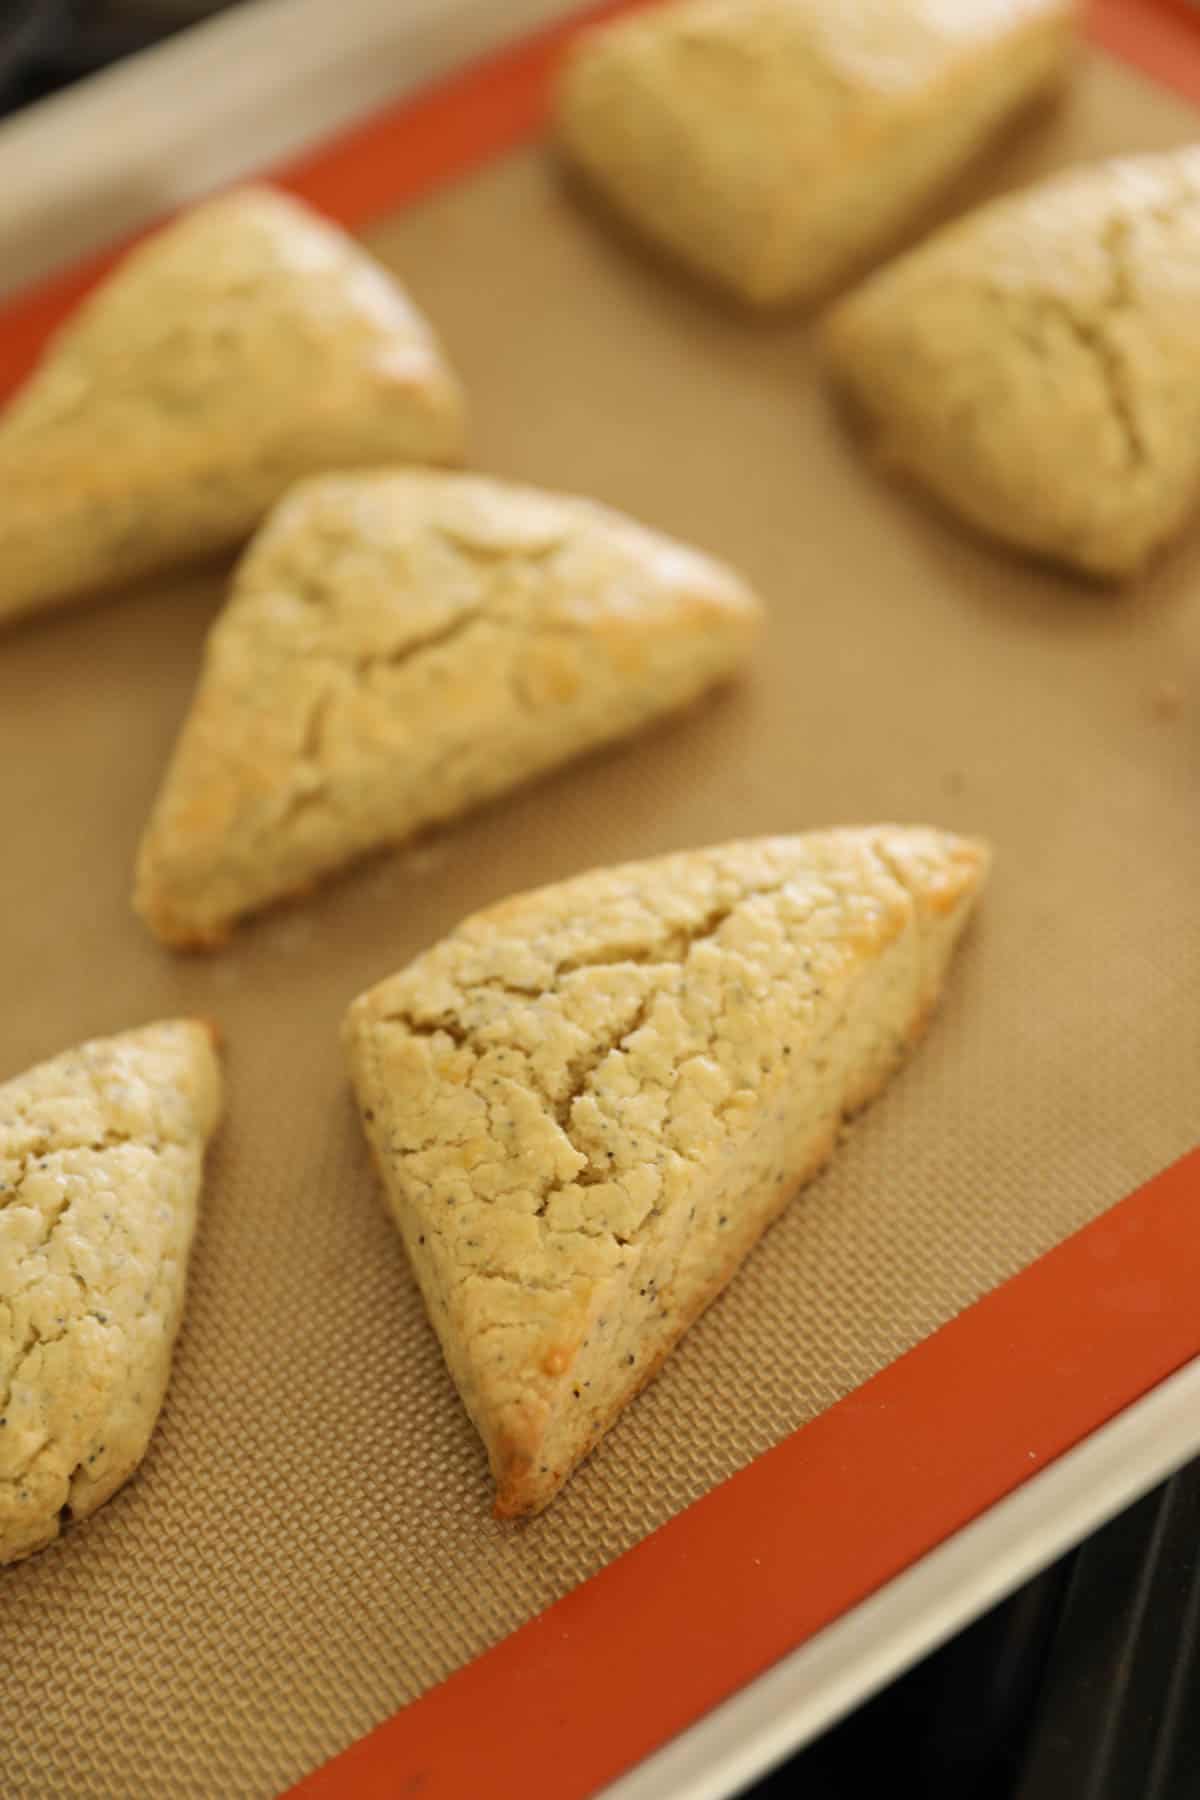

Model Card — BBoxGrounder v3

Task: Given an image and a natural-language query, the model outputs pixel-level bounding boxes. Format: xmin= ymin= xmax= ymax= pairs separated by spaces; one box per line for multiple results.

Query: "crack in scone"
xmin=990 ymin=211 xmax=1146 ymax=472
xmin=380 ymin=878 xmax=794 ymax=1223
xmin=824 ymin=145 xmax=1200 ymax=577
xmin=345 ymin=828 xmax=989 ymax=1516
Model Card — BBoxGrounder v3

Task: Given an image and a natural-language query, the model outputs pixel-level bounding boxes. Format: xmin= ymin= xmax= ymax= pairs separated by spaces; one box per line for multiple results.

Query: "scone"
xmin=824 ymin=146 xmax=1200 ymax=578
xmin=555 ymin=0 xmax=1078 ymax=307
xmin=344 ymin=826 xmax=989 ymax=1516
xmin=0 ymin=185 xmax=464 ymax=627
xmin=133 ymin=469 xmax=763 ymax=949
xmin=0 ymin=1021 xmax=223 ymax=1565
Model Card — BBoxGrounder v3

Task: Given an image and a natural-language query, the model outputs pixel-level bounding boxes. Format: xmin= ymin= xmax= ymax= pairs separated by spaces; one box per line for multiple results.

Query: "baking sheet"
xmin=1 ymin=33 xmax=1197 ymax=1800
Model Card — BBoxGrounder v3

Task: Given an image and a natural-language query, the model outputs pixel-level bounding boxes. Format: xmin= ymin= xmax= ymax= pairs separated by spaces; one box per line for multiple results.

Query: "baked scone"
xmin=0 ymin=1021 xmax=223 ymax=1565
xmin=133 ymin=469 xmax=763 ymax=949
xmin=824 ymin=146 xmax=1200 ymax=578
xmin=344 ymin=826 xmax=989 ymax=1516
xmin=0 ymin=185 xmax=464 ymax=627
xmin=555 ymin=0 xmax=1078 ymax=307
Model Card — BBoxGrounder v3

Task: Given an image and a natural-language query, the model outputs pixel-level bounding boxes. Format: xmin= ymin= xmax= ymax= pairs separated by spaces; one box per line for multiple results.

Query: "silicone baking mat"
xmin=0 ymin=3 xmax=1197 ymax=1796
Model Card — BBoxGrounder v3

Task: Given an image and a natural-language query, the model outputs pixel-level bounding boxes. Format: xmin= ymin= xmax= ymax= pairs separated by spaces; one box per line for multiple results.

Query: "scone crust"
xmin=133 ymin=469 xmax=762 ymax=949
xmin=0 ymin=185 xmax=465 ymax=626
xmin=557 ymin=0 xmax=1078 ymax=305
xmin=824 ymin=145 xmax=1200 ymax=576
xmin=344 ymin=828 xmax=989 ymax=1516
xmin=0 ymin=1021 xmax=223 ymax=1564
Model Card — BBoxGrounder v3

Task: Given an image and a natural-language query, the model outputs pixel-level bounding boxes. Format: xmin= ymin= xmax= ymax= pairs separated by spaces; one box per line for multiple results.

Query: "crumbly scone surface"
xmin=346 ymin=828 xmax=987 ymax=1511
xmin=0 ymin=1022 xmax=222 ymax=1564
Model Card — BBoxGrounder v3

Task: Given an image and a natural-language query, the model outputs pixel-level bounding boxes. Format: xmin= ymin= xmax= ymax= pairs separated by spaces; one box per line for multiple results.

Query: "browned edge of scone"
xmin=817 ymin=328 xmax=1146 ymax=588
xmin=136 ymin=679 xmax=759 ymax=954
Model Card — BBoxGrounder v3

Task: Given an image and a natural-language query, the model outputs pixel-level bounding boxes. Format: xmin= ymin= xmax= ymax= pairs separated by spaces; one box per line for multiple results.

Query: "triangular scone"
xmin=344 ymin=827 xmax=989 ymax=1516
xmin=133 ymin=469 xmax=763 ymax=948
xmin=0 ymin=185 xmax=464 ymax=627
xmin=824 ymin=146 xmax=1200 ymax=577
xmin=0 ymin=1021 xmax=222 ymax=1564
xmin=556 ymin=0 xmax=1077 ymax=307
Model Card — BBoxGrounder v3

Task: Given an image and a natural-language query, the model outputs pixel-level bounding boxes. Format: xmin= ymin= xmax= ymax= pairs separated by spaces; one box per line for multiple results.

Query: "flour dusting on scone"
xmin=824 ymin=145 xmax=1200 ymax=577
xmin=0 ymin=1021 xmax=223 ymax=1565
xmin=0 ymin=185 xmax=464 ymax=627
xmin=556 ymin=0 xmax=1078 ymax=306
xmin=133 ymin=469 xmax=763 ymax=949
xmin=343 ymin=827 xmax=989 ymax=1517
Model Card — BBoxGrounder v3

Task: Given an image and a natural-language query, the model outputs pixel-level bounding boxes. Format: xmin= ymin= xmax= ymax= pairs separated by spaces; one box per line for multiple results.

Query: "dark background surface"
xmin=0 ymin=0 xmax=244 ymax=110
xmin=755 ymin=1459 xmax=1200 ymax=1800
xmin=3 ymin=10 xmax=1197 ymax=1799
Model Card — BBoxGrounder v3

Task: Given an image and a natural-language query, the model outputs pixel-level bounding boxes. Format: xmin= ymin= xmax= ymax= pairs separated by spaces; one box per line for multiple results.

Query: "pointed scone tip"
xmin=555 ymin=0 xmax=1078 ymax=308
xmin=0 ymin=184 xmax=465 ymax=628
xmin=132 ymin=468 xmax=763 ymax=952
xmin=823 ymin=144 xmax=1200 ymax=578
xmin=344 ymin=826 xmax=989 ymax=1518
xmin=0 ymin=1020 xmax=223 ymax=1565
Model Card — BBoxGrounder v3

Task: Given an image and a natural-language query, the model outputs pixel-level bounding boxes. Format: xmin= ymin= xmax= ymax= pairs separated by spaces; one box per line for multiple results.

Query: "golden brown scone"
xmin=344 ymin=827 xmax=989 ymax=1517
xmin=824 ymin=146 xmax=1200 ymax=578
xmin=0 ymin=1021 xmax=223 ymax=1565
xmin=0 ymin=185 xmax=464 ymax=628
xmin=133 ymin=468 xmax=763 ymax=949
xmin=555 ymin=0 xmax=1078 ymax=307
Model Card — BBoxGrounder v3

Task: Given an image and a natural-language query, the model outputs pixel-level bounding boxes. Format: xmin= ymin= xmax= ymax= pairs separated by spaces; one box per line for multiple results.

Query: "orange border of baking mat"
xmin=1090 ymin=0 xmax=1200 ymax=94
xmin=291 ymin=1148 xmax=1200 ymax=1799
xmin=1 ymin=1 xmax=1197 ymax=1792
